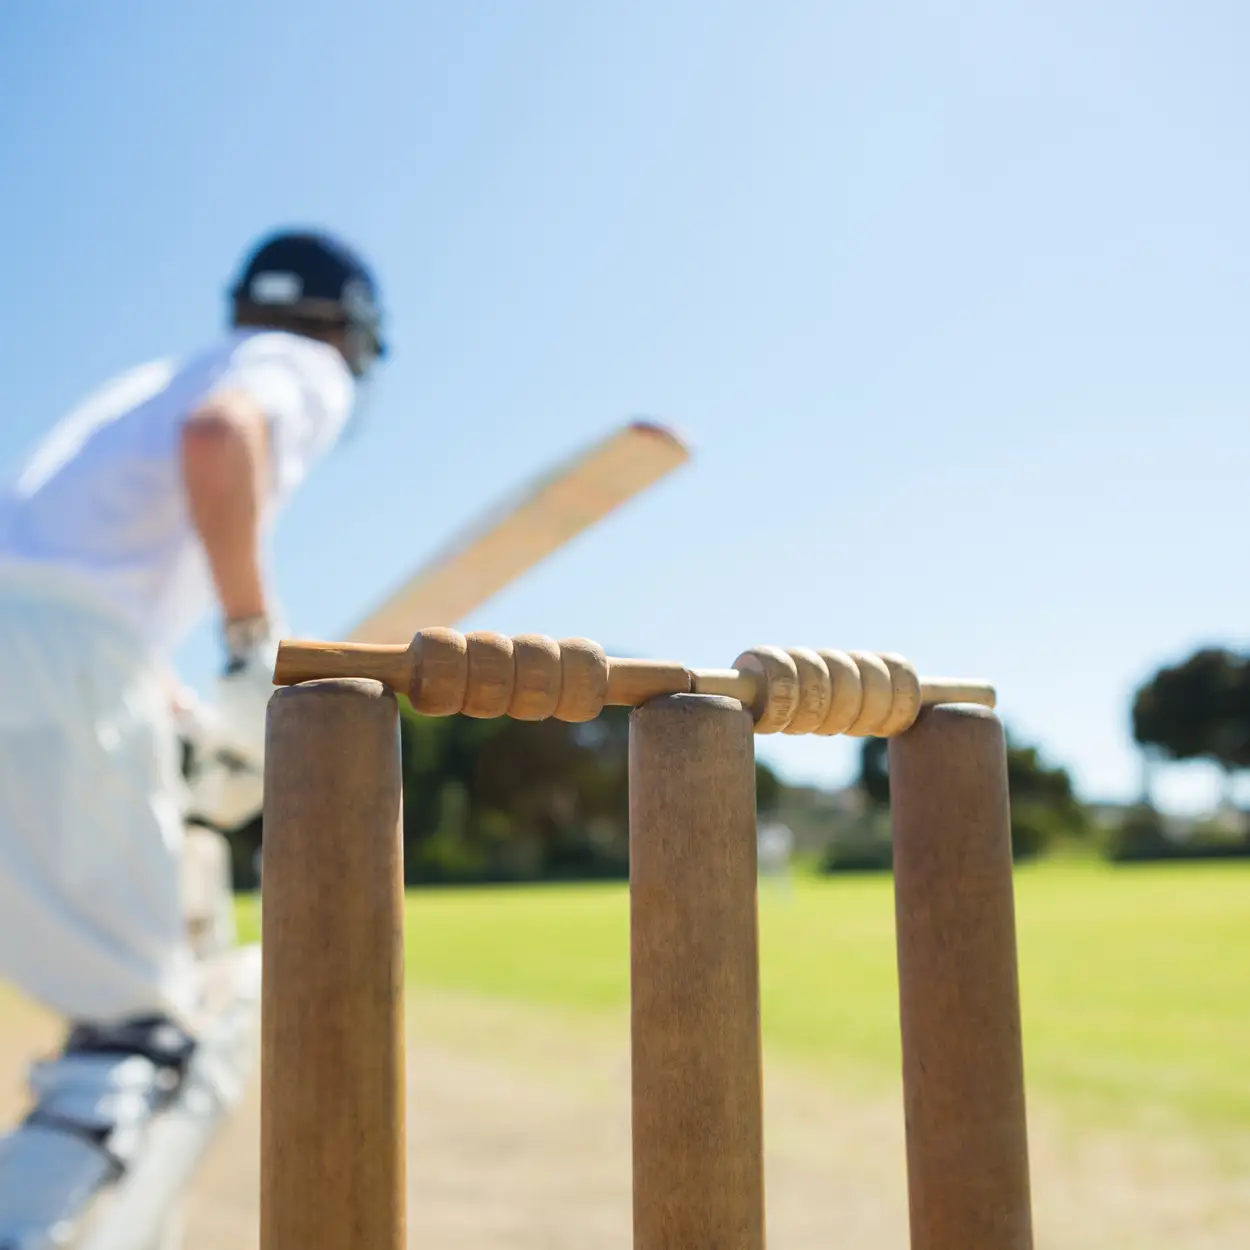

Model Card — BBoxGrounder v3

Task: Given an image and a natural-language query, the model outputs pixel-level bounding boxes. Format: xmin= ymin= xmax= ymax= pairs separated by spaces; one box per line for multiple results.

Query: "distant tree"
xmin=1216 ymin=661 xmax=1250 ymax=772
xmin=858 ymin=737 xmax=890 ymax=808
xmin=755 ymin=761 xmax=782 ymax=814
xmin=1131 ymin=647 xmax=1250 ymax=806
xmin=1003 ymin=732 xmax=1088 ymax=857
xmin=855 ymin=727 xmax=1084 ymax=859
xmin=1005 ymin=736 xmax=1081 ymax=814
xmin=1132 ymin=648 xmax=1235 ymax=763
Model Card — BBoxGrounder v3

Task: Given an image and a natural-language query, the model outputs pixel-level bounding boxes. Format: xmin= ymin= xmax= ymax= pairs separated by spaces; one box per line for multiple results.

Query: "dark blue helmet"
xmin=228 ymin=229 xmax=387 ymax=377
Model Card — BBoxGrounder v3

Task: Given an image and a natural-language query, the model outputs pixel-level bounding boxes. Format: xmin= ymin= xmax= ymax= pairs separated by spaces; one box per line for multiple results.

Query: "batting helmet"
xmin=228 ymin=229 xmax=387 ymax=378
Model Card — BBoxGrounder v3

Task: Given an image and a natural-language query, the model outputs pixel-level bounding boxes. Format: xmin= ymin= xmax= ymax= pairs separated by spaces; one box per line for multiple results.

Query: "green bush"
xmin=819 ymin=811 xmax=893 ymax=874
xmin=1010 ymin=803 xmax=1070 ymax=862
xmin=820 ymin=837 xmax=893 ymax=874
xmin=1100 ymin=804 xmax=1172 ymax=862
xmin=818 ymin=801 xmax=1076 ymax=874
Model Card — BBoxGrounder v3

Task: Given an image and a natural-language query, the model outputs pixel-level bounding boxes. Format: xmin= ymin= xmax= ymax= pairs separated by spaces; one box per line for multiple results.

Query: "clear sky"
xmin=2 ymin=1 xmax=1248 ymax=811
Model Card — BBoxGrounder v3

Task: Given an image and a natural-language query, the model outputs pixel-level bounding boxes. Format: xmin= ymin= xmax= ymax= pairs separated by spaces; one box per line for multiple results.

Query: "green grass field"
xmin=237 ymin=858 xmax=1250 ymax=1133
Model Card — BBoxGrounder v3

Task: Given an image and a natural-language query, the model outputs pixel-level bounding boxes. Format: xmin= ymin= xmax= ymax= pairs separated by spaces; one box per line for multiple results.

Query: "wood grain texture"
xmin=732 ymin=645 xmax=800 ymax=734
xmin=918 ymin=678 xmax=998 ymax=709
xmin=888 ymin=704 xmax=1034 ymax=1250
xmin=688 ymin=666 xmax=756 ymax=702
xmin=605 ymin=657 xmax=691 ymax=706
xmin=409 ymin=626 xmax=469 ymax=714
xmin=845 ymin=649 xmax=894 ymax=736
xmin=554 ymin=636 xmax=610 ymax=721
xmin=815 ymin=648 xmax=864 ymax=736
xmin=272 ymin=639 xmax=410 ymax=690
xmin=509 ymin=634 xmax=563 ymax=720
xmin=877 ymin=652 xmax=922 ymax=737
xmin=463 ymin=631 xmax=515 ymax=718
xmin=273 ymin=634 xmax=997 ymax=731
xmin=629 ymin=694 xmax=765 ymax=1250
xmin=261 ymin=680 xmax=406 ymax=1250
xmin=782 ymin=646 xmax=832 ymax=735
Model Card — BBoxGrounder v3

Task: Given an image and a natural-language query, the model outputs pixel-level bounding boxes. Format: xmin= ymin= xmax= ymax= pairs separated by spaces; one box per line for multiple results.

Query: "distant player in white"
xmin=0 ymin=229 xmax=386 ymax=1151
xmin=756 ymin=819 xmax=794 ymax=899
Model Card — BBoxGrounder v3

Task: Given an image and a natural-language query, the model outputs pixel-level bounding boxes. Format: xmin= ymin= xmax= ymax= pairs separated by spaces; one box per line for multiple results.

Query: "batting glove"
xmin=212 ymin=615 xmax=283 ymax=772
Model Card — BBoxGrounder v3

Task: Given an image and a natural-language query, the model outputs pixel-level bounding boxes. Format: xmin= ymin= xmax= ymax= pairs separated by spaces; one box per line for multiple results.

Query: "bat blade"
xmin=345 ymin=419 xmax=690 ymax=644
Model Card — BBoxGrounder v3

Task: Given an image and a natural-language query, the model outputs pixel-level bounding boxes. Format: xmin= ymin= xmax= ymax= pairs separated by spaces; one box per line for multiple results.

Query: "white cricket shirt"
xmin=0 ymin=329 xmax=355 ymax=653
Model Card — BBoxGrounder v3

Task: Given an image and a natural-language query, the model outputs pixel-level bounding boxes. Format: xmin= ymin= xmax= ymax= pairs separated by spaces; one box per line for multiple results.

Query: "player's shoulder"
xmin=225 ymin=330 xmax=353 ymax=406
xmin=71 ymin=356 xmax=181 ymax=416
xmin=36 ymin=354 xmax=180 ymax=440
xmin=105 ymin=356 xmax=182 ymax=395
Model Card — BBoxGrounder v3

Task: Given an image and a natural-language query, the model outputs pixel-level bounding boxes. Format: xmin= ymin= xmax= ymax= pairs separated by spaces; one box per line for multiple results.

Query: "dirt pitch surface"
xmin=0 ymin=991 xmax=1246 ymax=1250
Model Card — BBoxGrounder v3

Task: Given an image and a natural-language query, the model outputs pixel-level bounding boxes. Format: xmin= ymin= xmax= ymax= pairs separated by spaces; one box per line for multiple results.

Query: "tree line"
xmin=222 ymin=641 xmax=1250 ymax=887
xmin=227 ymin=698 xmax=782 ymax=889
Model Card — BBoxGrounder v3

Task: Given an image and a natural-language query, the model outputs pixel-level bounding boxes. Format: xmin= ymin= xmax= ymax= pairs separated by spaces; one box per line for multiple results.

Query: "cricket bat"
xmin=345 ymin=419 xmax=691 ymax=644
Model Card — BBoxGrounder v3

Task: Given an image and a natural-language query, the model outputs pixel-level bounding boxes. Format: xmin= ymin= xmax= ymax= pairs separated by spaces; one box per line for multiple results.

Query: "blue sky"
xmin=2 ymin=1 xmax=1248 ymax=810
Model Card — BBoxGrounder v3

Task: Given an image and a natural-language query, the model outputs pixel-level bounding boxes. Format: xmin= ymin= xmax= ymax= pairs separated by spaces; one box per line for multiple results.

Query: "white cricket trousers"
xmin=0 ymin=569 xmax=198 ymax=1027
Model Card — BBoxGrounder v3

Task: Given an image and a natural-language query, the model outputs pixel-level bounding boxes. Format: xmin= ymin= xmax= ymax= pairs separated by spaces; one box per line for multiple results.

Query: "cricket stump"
xmin=628 ymin=693 xmax=766 ymax=1250
xmin=260 ymin=679 xmax=406 ymax=1250
xmin=889 ymin=703 xmax=1034 ymax=1250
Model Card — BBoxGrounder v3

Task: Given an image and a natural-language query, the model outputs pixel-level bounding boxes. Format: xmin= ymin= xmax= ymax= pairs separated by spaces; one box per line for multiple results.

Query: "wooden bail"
xmin=628 ymin=693 xmax=766 ymax=1250
xmin=261 ymin=680 xmax=406 ymax=1250
xmin=888 ymin=704 xmax=1034 ymax=1250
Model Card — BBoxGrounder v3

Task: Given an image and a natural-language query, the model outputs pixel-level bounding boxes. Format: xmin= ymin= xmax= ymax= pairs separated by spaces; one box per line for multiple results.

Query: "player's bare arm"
xmin=179 ymin=390 xmax=272 ymax=625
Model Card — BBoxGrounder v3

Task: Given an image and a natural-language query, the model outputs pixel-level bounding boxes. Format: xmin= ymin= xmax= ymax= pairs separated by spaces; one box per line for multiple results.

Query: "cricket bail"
xmin=274 ymin=630 xmax=996 ymax=737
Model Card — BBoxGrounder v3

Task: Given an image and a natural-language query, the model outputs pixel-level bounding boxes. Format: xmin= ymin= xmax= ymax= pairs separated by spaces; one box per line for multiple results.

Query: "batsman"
xmin=0 ymin=227 xmax=386 ymax=1180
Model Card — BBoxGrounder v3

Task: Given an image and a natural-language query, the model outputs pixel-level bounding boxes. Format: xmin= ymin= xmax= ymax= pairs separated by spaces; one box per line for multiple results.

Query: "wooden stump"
xmin=260 ymin=679 xmax=406 ymax=1250
xmin=628 ymin=693 xmax=765 ymax=1250
xmin=889 ymin=703 xmax=1033 ymax=1250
